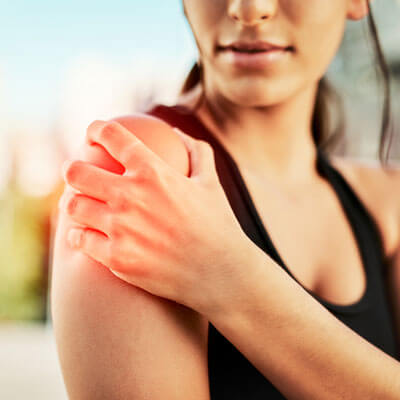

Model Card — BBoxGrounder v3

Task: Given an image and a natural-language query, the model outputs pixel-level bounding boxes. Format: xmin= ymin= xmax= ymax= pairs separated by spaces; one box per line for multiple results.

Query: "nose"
xmin=228 ymin=0 xmax=277 ymax=26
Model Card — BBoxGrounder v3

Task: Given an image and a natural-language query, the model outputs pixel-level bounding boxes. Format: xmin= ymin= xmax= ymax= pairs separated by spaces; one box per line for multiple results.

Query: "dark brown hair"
xmin=179 ymin=1 xmax=395 ymax=167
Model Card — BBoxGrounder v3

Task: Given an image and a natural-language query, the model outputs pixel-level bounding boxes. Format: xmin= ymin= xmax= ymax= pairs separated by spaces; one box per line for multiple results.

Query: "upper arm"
xmin=51 ymin=195 xmax=210 ymax=400
xmin=386 ymin=240 xmax=400 ymax=351
xmin=384 ymin=167 xmax=400 ymax=352
xmin=50 ymin=123 xmax=210 ymax=399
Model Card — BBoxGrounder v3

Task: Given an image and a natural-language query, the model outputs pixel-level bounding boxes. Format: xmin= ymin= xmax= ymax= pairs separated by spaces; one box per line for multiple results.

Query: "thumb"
xmin=173 ymin=127 xmax=217 ymax=182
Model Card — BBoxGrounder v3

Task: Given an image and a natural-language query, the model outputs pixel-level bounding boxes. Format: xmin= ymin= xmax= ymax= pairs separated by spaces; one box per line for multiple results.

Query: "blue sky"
xmin=0 ymin=0 xmax=196 ymax=122
xmin=2 ymin=1 xmax=400 ymax=128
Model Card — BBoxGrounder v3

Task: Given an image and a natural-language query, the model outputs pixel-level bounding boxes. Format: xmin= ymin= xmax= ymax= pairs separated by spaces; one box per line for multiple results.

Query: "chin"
xmin=220 ymin=77 xmax=298 ymax=108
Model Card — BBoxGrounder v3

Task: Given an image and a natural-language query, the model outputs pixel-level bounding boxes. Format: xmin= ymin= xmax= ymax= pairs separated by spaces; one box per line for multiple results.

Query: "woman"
xmin=51 ymin=1 xmax=400 ymax=399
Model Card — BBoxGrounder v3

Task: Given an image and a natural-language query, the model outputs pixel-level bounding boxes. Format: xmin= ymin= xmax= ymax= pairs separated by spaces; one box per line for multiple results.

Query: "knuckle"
xmin=104 ymin=120 xmax=120 ymax=131
xmin=133 ymin=163 xmax=159 ymax=183
xmin=120 ymin=141 xmax=139 ymax=165
xmin=108 ymin=215 xmax=122 ymax=239
xmin=108 ymin=252 xmax=121 ymax=271
xmin=108 ymin=245 xmax=127 ymax=273
xmin=112 ymin=191 xmax=131 ymax=212
xmin=66 ymin=195 xmax=79 ymax=214
xmin=100 ymin=121 xmax=120 ymax=141
xmin=104 ymin=181 xmax=122 ymax=203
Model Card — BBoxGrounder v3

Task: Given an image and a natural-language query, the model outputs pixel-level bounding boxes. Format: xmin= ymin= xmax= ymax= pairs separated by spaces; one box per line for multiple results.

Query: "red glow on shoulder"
xmin=83 ymin=113 xmax=190 ymax=177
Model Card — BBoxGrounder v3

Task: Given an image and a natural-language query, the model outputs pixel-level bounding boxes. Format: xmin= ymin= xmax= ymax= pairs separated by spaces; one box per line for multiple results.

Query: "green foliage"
xmin=0 ymin=184 xmax=48 ymax=322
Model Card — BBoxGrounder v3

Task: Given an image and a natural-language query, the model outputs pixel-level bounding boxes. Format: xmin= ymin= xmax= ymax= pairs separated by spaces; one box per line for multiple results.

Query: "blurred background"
xmin=1 ymin=0 xmax=400 ymax=398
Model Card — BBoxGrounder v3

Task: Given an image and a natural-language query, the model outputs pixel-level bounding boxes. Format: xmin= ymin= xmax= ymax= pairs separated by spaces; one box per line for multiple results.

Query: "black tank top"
xmin=146 ymin=103 xmax=399 ymax=399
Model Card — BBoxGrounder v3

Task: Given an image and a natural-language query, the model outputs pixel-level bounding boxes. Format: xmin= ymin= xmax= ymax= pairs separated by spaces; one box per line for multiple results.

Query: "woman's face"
xmin=183 ymin=0 xmax=369 ymax=107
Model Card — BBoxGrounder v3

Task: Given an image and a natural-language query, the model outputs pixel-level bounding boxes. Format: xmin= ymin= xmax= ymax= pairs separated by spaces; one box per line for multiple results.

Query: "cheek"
xmin=290 ymin=1 xmax=347 ymax=78
xmin=184 ymin=0 xmax=223 ymax=56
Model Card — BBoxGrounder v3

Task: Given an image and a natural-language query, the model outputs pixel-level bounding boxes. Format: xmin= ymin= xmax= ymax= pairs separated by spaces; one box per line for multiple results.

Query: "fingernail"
xmin=67 ymin=228 xmax=83 ymax=248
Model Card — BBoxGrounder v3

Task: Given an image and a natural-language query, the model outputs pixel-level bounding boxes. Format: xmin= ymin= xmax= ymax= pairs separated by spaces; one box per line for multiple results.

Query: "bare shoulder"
xmin=329 ymin=154 xmax=400 ymax=258
xmin=50 ymin=129 xmax=210 ymax=397
xmin=329 ymin=154 xmax=400 ymax=200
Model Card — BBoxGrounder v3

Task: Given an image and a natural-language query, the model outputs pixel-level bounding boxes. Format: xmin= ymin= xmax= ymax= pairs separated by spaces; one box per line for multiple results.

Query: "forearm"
xmin=208 ymin=246 xmax=400 ymax=400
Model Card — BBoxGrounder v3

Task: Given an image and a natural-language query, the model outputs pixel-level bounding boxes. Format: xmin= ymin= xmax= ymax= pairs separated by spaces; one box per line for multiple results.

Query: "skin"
xmin=51 ymin=0 xmax=400 ymax=399
xmin=180 ymin=0 xmax=400 ymax=306
xmin=181 ymin=0 xmax=366 ymax=181
xmin=60 ymin=120 xmax=251 ymax=314
xmin=178 ymin=1 xmax=400 ymax=397
xmin=52 ymin=139 xmax=213 ymax=398
xmin=59 ymin=121 xmax=400 ymax=399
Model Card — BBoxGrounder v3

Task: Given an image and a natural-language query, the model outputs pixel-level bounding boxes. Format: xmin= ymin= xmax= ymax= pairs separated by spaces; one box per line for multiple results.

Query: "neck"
xmin=193 ymin=79 xmax=321 ymax=186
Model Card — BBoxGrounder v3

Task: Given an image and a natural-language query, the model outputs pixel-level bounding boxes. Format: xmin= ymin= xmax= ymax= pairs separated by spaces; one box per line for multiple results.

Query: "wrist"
xmin=204 ymin=238 xmax=271 ymax=326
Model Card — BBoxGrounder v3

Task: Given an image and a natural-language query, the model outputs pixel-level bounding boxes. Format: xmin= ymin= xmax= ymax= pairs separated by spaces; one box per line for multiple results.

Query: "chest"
xmin=240 ymin=172 xmax=369 ymax=306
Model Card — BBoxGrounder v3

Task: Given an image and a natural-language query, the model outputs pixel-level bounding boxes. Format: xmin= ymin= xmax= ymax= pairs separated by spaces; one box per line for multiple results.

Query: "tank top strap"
xmin=147 ymin=104 xmax=387 ymax=311
xmin=316 ymin=148 xmax=387 ymax=277
xmin=146 ymin=103 xmax=209 ymax=142
xmin=147 ymin=103 xmax=400 ymax=368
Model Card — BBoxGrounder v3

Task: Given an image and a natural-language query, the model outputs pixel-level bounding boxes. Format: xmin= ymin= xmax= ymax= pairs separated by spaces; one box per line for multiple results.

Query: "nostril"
xmin=230 ymin=14 xmax=269 ymax=22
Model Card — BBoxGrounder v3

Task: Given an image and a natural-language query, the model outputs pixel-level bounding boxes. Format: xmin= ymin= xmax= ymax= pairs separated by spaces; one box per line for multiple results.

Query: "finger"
xmin=86 ymin=120 xmax=166 ymax=175
xmin=190 ymin=140 xmax=217 ymax=182
xmin=62 ymin=159 xmax=124 ymax=204
xmin=173 ymin=127 xmax=216 ymax=182
xmin=67 ymin=227 xmax=110 ymax=268
xmin=61 ymin=192 xmax=112 ymax=237
xmin=172 ymin=127 xmax=197 ymax=154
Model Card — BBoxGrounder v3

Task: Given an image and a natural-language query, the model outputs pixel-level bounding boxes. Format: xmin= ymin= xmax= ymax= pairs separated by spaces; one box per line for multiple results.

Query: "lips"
xmin=217 ymin=40 xmax=293 ymax=69
xmin=218 ymin=41 xmax=292 ymax=53
xmin=229 ymin=47 xmax=284 ymax=54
